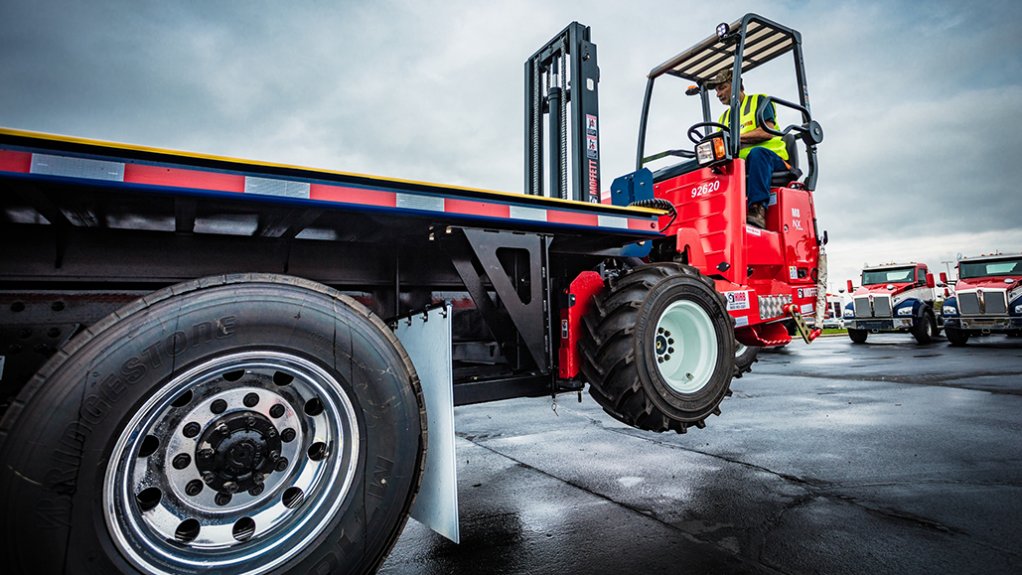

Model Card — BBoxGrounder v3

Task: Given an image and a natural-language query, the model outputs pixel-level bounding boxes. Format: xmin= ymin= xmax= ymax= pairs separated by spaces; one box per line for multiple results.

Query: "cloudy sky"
xmin=2 ymin=0 xmax=1020 ymax=289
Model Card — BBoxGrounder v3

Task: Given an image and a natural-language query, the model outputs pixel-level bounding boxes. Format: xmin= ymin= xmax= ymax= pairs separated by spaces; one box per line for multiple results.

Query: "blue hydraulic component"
xmin=611 ymin=168 xmax=654 ymax=207
xmin=612 ymin=168 xmax=656 ymax=257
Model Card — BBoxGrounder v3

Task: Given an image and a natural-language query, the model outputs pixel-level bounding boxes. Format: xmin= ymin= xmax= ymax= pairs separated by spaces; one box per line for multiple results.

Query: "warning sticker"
xmin=801 ymin=303 xmax=814 ymax=315
xmin=586 ymin=135 xmax=599 ymax=158
xmin=746 ymin=225 xmax=762 ymax=236
xmin=724 ymin=290 xmax=751 ymax=311
xmin=586 ymin=114 xmax=598 ymax=134
xmin=789 ymin=266 xmax=798 ymax=280
xmin=797 ymin=287 xmax=817 ymax=299
xmin=735 ymin=316 xmax=750 ymax=327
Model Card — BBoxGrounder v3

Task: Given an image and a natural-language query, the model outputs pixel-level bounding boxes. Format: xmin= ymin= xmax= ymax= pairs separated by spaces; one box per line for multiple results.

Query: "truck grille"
xmin=874 ymin=296 xmax=892 ymax=317
xmin=958 ymin=290 xmax=1008 ymax=316
xmin=853 ymin=295 xmax=892 ymax=318
xmin=853 ymin=297 xmax=870 ymax=318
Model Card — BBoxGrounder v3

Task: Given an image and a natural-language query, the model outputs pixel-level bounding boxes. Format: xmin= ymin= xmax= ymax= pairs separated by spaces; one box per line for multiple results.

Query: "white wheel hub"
xmin=653 ymin=299 xmax=718 ymax=394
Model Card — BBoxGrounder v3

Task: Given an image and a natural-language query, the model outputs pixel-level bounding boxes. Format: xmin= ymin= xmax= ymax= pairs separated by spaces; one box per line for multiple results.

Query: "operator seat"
xmin=770 ymin=133 xmax=802 ymax=187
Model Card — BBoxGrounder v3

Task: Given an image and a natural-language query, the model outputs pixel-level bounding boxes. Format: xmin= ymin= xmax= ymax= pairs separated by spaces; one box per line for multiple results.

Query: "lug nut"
xmin=223 ymin=481 xmax=239 ymax=493
xmin=172 ymin=453 xmax=191 ymax=470
xmin=185 ymin=480 xmax=203 ymax=496
xmin=243 ymin=393 xmax=259 ymax=407
xmin=215 ymin=493 xmax=232 ymax=506
xmin=269 ymin=404 xmax=285 ymax=418
xmin=275 ymin=458 xmax=288 ymax=472
xmin=198 ymin=448 xmax=214 ymax=461
xmin=183 ymin=422 xmax=201 ymax=438
xmin=215 ymin=423 xmax=230 ymax=437
xmin=202 ymin=471 xmax=216 ymax=484
xmin=211 ymin=399 xmax=227 ymax=414
xmin=281 ymin=428 xmax=296 ymax=443
xmin=248 ymin=484 xmax=264 ymax=496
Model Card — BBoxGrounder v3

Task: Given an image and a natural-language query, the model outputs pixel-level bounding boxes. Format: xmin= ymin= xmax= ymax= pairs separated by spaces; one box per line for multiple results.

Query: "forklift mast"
xmin=524 ymin=22 xmax=601 ymax=203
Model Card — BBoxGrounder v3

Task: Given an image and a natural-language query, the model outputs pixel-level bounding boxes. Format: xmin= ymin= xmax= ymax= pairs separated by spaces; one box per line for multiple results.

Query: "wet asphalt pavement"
xmin=380 ymin=333 xmax=1022 ymax=575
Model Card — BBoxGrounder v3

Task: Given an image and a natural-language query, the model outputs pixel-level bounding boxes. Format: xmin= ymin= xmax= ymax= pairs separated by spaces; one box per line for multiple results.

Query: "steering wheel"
xmin=687 ymin=122 xmax=729 ymax=144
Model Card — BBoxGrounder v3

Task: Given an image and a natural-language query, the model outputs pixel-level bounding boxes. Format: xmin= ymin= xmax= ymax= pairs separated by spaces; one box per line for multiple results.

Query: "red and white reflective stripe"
xmin=0 ymin=149 xmax=660 ymax=233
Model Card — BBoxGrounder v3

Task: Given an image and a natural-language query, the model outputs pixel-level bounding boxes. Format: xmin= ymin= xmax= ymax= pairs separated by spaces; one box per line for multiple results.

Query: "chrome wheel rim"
xmin=104 ymin=351 xmax=359 ymax=575
xmin=653 ymin=300 xmax=718 ymax=393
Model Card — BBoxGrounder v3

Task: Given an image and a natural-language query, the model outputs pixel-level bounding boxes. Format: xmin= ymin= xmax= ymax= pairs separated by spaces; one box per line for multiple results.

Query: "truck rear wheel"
xmin=946 ymin=326 xmax=970 ymax=346
xmin=911 ymin=310 xmax=936 ymax=344
xmin=0 ymin=274 xmax=424 ymax=575
xmin=580 ymin=263 xmax=735 ymax=433
xmin=847 ymin=328 xmax=868 ymax=344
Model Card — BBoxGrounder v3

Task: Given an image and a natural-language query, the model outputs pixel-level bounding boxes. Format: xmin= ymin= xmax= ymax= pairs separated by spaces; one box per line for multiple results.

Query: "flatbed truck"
xmin=0 ymin=14 xmax=824 ymax=575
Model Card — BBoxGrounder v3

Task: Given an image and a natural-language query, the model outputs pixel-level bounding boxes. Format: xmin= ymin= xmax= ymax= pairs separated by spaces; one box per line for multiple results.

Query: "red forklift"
xmin=581 ymin=13 xmax=827 ymax=389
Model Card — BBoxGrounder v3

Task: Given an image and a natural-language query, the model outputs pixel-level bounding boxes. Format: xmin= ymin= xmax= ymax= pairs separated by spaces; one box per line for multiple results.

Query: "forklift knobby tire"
xmin=946 ymin=326 xmax=970 ymax=346
xmin=580 ymin=263 xmax=735 ymax=433
xmin=734 ymin=342 xmax=760 ymax=378
xmin=0 ymin=274 xmax=425 ymax=575
xmin=911 ymin=310 xmax=936 ymax=344
xmin=848 ymin=328 xmax=868 ymax=344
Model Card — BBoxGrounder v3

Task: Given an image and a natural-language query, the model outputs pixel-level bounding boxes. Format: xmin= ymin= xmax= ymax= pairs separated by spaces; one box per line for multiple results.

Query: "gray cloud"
xmin=2 ymin=0 xmax=1019 ymax=289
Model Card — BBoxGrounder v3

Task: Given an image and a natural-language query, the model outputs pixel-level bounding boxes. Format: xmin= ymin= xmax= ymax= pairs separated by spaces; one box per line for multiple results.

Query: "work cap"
xmin=708 ymin=68 xmax=733 ymax=89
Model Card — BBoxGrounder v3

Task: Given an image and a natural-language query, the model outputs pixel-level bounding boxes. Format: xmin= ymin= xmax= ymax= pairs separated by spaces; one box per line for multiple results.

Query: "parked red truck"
xmin=941 ymin=253 xmax=1022 ymax=345
xmin=842 ymin=262 xmax=940 ymax=344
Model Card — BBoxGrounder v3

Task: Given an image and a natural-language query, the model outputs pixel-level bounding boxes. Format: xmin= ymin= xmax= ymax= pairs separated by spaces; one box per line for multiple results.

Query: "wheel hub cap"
xmin=196 ymin=411 xmax=281 ymax=495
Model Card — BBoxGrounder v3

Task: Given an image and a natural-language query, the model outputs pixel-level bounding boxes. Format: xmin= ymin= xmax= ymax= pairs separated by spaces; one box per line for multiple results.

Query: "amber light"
xmin=712 ymin=137 xmax=726 ymax=159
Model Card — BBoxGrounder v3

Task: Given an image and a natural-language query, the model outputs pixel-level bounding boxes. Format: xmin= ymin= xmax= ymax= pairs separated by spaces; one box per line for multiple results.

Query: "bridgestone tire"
xmin=580 ymin=263 xmax=735 ymax=433
xmin=911 ymin=310 xmax=936 ymax=344
xmin=0 ymin=274 xmax=425 ymax=575
xmin=734 ymin=343 xmax=760 ymax=378
xmin=946 ymin=326 xmax=970 ymax=346
xmin=847 ymin=328 xmax=868 ymax=344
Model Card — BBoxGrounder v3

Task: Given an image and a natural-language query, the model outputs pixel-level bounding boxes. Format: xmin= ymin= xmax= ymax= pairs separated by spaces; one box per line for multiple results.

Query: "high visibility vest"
xmin=718 ymin=94 xmax=788 ymax=161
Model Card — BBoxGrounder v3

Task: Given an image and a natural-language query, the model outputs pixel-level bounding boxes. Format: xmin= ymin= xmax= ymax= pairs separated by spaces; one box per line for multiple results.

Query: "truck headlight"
xmin=843 ymin=308 xmax=854 ymax=318
xmin=942 ymin=306 xmax=957 ymax=316
xmin=897 ymin=307 xmax=913 ymax=316
xmin=1015 ymin=305 xmax=1022 ymax=315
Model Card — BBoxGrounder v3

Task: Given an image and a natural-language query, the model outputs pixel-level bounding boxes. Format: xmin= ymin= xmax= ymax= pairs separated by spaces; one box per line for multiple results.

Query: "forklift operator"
xmin=710 ymin=69 xmax=788 ymax=229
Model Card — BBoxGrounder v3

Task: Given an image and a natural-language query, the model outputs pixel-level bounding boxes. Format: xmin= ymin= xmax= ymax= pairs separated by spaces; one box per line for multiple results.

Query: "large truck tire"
xmin=911 ymin=310 xmax=936 ymax=344
xmin=0 ymin=274 xmax=425 ymax=575
xmin=847 ymin=328 xmax=868 ymax=344
xmin=580 ymin=263 xmax=735 ymax=433
xmin=946 ymin=326 xmax=970 ymax=346
xmin=734 ymin=342 xmax=760 ymax=378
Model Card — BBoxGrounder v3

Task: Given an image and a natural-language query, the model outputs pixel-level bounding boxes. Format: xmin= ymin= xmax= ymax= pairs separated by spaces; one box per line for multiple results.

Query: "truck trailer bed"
xmin=0 ymin=127 xmax=661 ymax=402
xmin=0 ymin=129 xmax=658 ymax=254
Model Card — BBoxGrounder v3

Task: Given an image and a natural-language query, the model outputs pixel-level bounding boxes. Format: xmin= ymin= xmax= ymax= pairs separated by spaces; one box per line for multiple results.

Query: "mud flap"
xmin=394 ymin=304 xmax=460 ymax=543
